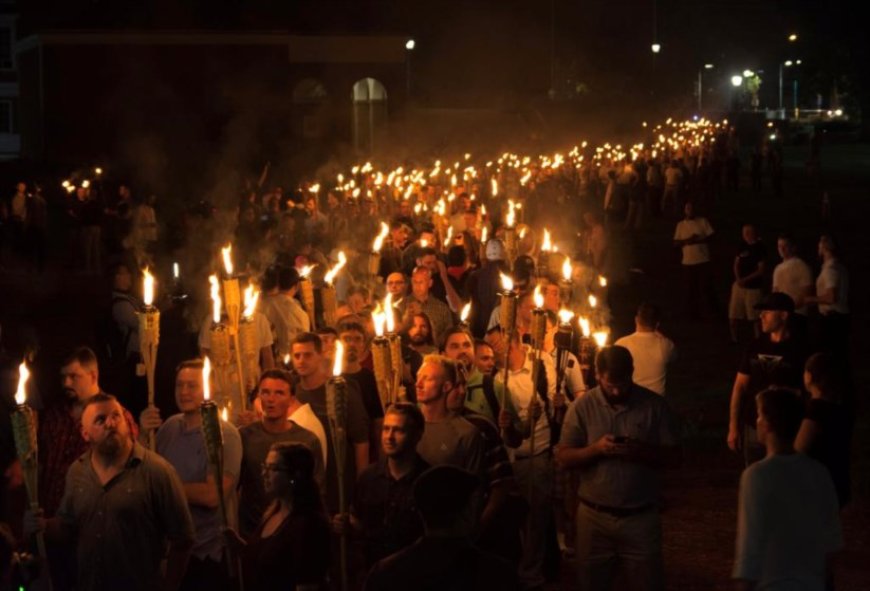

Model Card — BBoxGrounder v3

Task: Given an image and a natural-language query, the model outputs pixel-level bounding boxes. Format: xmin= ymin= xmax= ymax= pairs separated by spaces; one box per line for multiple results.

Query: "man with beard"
xmin=406 ymin=313 xmax=437 ymax=356
xmin=238 ymin=369 xmax=324 ymax=536
xmin=25 ymin=393 xmax=194 ymax=591
xmin=441 ymin=327 xmax=521 ymax=446
xmin=38 ymin=347 xmax=139 ymax=517
xmin=142 ymin=360 xmax=242 ymax=589
xmin=557 ymin=346 xmax=679 ymax=591
xmin=332 ymin=403 xmax=429 ymax=571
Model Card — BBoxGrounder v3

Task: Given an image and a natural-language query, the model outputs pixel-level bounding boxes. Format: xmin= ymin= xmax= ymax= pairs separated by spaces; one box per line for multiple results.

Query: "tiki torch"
xmin=199 ymin=357 xmax=228 ymax=527
xmin=559 ymin=256 xmax=574 ymax=305
xmin=538 ymin=229 xmax=552 ymax=278
xmin=298 ymin=264 xmax=317 ymax=330
xmin=384 ymin=294 xmax=405 ymax=402
xmin=527 ymin=286 xmax=548 ymax=479
xmin=208 ymin=275 xmax=233 ymax=411
xmin=498 ymin=273 xmax=518 ymax=439
xmin=326 ymin=341 xmax=349 ymax=591
xmin=479 ymin=226 xmax=488 ymax=263
xmin=503 ymin=201 xmax=518 ymax=270
xmin=238 ymin=283 xmax=261 ymax=397
xmin=139 ymin=268 xmax=160 ymax=450
xmin=370 ymin=222 xmax=388 ymax=284
xmin=12 ymin=362 xmax=50 ymax=586
xmin=221 ymin=246 xmax=248 ymax=412
xmin=370 ymin=305 xmax=393 ymax=409
xmin=322 ymin=251 xmax=346 ymax=328
xmin=459 ymin=302 xmax=472 ymax=330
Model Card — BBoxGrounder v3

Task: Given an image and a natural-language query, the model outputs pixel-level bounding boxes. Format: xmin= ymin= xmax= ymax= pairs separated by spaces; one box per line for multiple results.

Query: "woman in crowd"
xmin=225 ymin=443 xmax=330 ymax=590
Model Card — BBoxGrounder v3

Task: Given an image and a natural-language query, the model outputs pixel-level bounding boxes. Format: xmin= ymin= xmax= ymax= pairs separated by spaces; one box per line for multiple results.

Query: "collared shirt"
xmin=559 ymin=385 xmax=678 ymax=508
xmin=816 ymin=258 xmax=849 ymax=315
xmin=354 ymin=455 xmax=430 ymax=566
xmin=497 ymin=350 xmax=556 ymax=457
xmin=156 ymin=414 xmax=242 ymax=560
xmin=38 ymin=400 xmax=140 ymax=516
xmin=57 ymin=443 xmax=195 ymax=591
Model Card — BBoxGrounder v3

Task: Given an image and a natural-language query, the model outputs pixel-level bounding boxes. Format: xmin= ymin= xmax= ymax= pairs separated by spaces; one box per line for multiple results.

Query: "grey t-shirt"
xmin=559 ymin=385 xmax=678 ymax=508
xmin=296 ymin=380 xmax=370 ymax=514
xmin=156 ymin=414 xmax=242 ymax=560
xmin=57 ymin=444 xmax=195 ymax=591
xmin=238 ymin=421 xmax=324 ymax=535
xmin=417 ymin=415 xmax=485 ymax=480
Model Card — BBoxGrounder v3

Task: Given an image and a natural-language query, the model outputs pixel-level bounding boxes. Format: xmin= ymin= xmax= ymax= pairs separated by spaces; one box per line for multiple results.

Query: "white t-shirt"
xmin=290 ymin=403 xmax=328 ymax=468
xmin=772 ymin=257 xmax=813 ymax=316
xmin=816 ymin=258 xmax=849 ymax=315
xmin=733 ymin=454 xmax=842 ymax=590
xmin=674 ymin=217 xmax=714 ymax=265
xmin=614 ymin=331 xmax=676 ymax=395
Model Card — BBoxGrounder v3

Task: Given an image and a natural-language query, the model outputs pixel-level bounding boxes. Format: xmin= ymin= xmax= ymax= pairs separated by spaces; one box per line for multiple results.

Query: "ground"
xmin=1 ymin=142 xmax=869 ymax=589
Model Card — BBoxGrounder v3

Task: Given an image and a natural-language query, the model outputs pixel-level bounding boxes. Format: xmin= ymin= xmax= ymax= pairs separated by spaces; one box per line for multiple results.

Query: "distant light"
xmin=834 ymin=108 xmax=843 ymax=117
xmin=704 ymin=63 xmax=714 ymax=69
xmin=769 ymin=134 xmax=777 ymax=141
xmin=731 ymin=75 xmax=744 ymax=87
xmin=693 ymin=115 xmax=699 ymax=121
xmin=651 ymin=43 xmax=661 ymax=54
xmin=784 ymin=60 xmax=793 ymax=67
xmin=405 ymin=39 xmax=416 ymax=51
xmin=795 ymin=59 xmax=802 ymax=65
xmin=788 ymin=33 xmax=798 ymax=42
xmin=742 ymin=69 xmax=754 ymax=78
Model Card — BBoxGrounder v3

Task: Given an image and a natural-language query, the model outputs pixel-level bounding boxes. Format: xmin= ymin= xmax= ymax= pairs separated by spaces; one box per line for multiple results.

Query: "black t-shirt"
xmin=805 ymin=398 xmax=853 ymax=507
xmin=737 ymin=335 xmax=807 ymax=424
xmin=346 ymin=367 xmax=384 ymax=420
xmin=736 ymin=240 xmax=765 ymax=289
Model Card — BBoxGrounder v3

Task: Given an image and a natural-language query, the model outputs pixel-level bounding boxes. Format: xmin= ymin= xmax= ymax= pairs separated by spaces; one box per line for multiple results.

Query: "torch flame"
xmin=500 ymin=273 xmax=514 ymax=291
xmin=284 ymin=353 xmax=290 ymax=366
xmin=481 ymin=225 xmax=488 ymax=244
xmin=324 ymin=251 xmax=347 ymax=285
xmin=143 ymin=268 xmax=155 ymax=306
xmin=592 ymin=331 xmax=609 ymax=348
xmin=588 ymin=294 xmax=598 ymax=308
xmin=542 ymin=229 xmax=552 ymax=252
xmin=372 ymin=304 xmax=386 ymax=337
xmin=534 ymin=285 xmax=544 ymax=309
xmin=221 ymin=407 xmax=228 ymax=422
xmin=373 ymin=222 xmax=389 ymax=252
xmin=578 ymin=317 xmax=591 ymax=337
xmin=420 ymin=238 xmax=429 ymax=248
xmin=202 ymin=356 xmax=212 ymax=401
xmin=384 ymin=294 xmax=396 ymax=333
xmin=460 ymin=302 xmax=471 ymax=322
xmin=299 ymin=265 xmax=315 ymax=278
xmin=598 ymin=275 xmax=608 ymax=288
xmin=506 ymin=200 xmax=516 ymax=228
xmin=243 ymin=283 xmax=259 ymax=319
xmin=491 ymin=178 xmax=498 ymax=197
xmin=444 ymin=226 xmax=453 ymax=247
xmin=221 ymin=244 xmax=234 ymax=276
xmin=562 ymin=257 xmax=573 ymax=282
xmin=333 ymin=340 xmax=344 ymax=377
xmin=558 ymin=309 xmax=575 ymax=324
xmin=209 ymin=274 xmax=222 ymax=324
xmin=173 ymin=262 xmax=180 ymax=279
xmin=15 ymin=361 xmax=29 ymax=405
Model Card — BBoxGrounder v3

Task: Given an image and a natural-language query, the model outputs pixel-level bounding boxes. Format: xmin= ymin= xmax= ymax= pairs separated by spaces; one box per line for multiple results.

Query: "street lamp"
xmin=731 ymin=75 xmax=743 ymax=87
xmin=742 ymin=69 xmax=754 ymax=78
xmin=405 ymin=39 xmax=415 ymax=99
xmin=697 ymin=64 xmax=714 ymax=111
xmin=651 ymin=43 xmax=661 ymax=54
xmin=788 ymin=33 xmax=798 ymax=42
xmin=779 ymin=59 xmax=800 ymax=117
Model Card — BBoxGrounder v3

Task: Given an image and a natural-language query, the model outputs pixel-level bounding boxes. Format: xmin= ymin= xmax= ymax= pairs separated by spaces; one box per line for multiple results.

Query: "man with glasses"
xmin=556 ymin=346 xmax=679 ymax=591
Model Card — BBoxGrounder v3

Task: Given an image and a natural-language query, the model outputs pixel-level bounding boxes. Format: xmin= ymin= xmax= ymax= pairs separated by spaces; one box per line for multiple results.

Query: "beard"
xmin=96 ymin=431 xmax=124 ymax=457
xmin=409 ymin=332 xmax=429 ymax=346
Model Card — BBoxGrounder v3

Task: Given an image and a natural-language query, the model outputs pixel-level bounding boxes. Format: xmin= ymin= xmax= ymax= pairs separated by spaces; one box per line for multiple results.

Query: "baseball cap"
xmin=754 ymin=292 xmax=795 ymax=313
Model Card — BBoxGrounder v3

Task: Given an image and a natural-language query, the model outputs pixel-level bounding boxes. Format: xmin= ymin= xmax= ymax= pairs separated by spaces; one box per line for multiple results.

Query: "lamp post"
xmin=405 ymin=39 xmax=415 ymax=100
xmin=779 ymin=59 xmax=800 ymax=118
xmin=698 ymin=63 xmax=713 ymax=112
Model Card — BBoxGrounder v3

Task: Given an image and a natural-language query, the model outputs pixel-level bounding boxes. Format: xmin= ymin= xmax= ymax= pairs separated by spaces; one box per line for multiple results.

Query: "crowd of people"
xmin=0 ymin=117 xmax=854 ymax=591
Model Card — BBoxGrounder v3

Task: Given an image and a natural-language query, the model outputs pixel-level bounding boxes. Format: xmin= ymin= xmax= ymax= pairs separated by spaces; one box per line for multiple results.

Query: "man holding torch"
xmin=141 ymin=359 xmax=242 ymax=589
xmin=25 ymin=393 xmax=195 ymax=591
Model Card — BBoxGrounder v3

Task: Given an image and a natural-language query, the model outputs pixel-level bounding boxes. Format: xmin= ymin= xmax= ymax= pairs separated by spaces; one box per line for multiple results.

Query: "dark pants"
xmin=683 ymin=262 xmax=719 ymax=319
xmin=181 ymin=555 xmax=235 ymax=591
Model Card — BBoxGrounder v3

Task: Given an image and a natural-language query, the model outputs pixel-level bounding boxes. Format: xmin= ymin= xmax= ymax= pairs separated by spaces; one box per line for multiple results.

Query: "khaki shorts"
xmin=728 ymin=284 xmax=762 ymax=320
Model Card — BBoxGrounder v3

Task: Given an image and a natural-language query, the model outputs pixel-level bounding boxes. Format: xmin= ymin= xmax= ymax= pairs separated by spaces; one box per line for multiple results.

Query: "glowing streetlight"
xmin=405 ymin=39 xmax=416 ymax=51
xmin=742 ymin=69 xmax=754 ymax=78
xmin=784 ymin=60 xmax=793 ymax=67
xmin=651 ymin=43 xmax=661 ymax=54
xmin=788 ymin=33 xmax=798 ymax=42
xmin=704 ymin=63 xmax=714 ymax=70
xmin=731 ymin=75 xmax=744 ymax=87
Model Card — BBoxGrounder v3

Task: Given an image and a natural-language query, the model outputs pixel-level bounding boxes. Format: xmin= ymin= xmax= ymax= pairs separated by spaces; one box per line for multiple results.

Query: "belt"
xmin=579 ymin=498 xmax=654 ymax=518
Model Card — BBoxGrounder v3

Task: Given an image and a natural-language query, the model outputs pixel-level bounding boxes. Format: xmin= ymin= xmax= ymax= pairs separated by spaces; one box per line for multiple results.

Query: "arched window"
xmin=351 ymin=78 xmax=388 ymax=152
